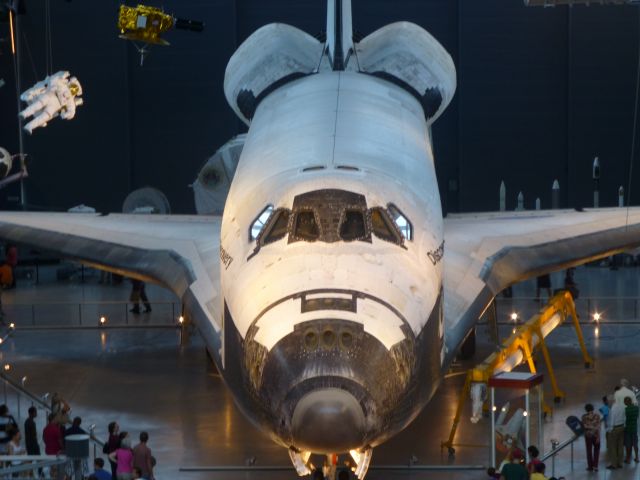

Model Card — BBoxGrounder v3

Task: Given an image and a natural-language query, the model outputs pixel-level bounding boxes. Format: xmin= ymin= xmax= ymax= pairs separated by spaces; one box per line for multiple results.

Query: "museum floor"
xmin=0 ymin=264 xmax=638 ymax=479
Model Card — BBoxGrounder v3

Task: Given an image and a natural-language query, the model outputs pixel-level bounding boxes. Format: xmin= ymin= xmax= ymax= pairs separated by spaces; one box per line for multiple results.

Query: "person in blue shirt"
xmin=600 ymin=396 xmax=610 ymax=427
xmin=92 ymin=458 xmax=111 ymax=480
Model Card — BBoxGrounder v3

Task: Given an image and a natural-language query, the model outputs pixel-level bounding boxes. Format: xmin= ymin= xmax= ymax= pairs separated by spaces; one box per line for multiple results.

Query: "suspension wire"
xmin=626 ymin=6 xmax=640 ymax=229
xmin=10 ymin=8 xmax=26 ymax=209
xmin=44 ymin=0 xmax=53 ymax=75
xmin=48 ymin=1 xmax=53 ymax=73
xmin=21 ymin=32 xmax=39 ymax=82
xmin=43 ymin=0 xmax=48 ymax=73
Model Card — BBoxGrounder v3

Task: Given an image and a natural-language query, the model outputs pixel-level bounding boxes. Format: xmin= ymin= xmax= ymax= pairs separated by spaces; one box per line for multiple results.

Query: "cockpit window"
xmin=293 ymin=210 xmax=320 ymax=241
xmin=371 ymin=207 xmax=402 ymax=244
xmin=249 ymin=205 xmax=274 ymax=241
xmin=339 ymin=210 xmax=366 ymax=241
xmin=387 ymin=203 xmax=412 ymax=241
xmin=247 ymin=192 xmax=411 ymax=261
xmin=262 ymin=209 xmax=290 ymax=245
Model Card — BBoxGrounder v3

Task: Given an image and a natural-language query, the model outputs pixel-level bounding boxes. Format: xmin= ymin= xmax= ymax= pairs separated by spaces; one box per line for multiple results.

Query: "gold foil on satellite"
xmin=117 ymin=4 xmax=174 ymax=46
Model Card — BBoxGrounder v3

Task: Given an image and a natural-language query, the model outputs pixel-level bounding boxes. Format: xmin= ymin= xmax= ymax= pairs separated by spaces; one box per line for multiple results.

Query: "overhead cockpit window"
xmin=339 ymin=210 xmax=366 ymax=241
xmin=387 ymin=204 xmax=412 ymax=241
xmin=262 ymin=209 xmax=290 ymax=245
xmin=371 ymin=208 xmax=402 ymax=244
xmin=293 ymin=210 xmax=320 ymax=241
xmin=250 ymin=205 xmax=274 ymax=241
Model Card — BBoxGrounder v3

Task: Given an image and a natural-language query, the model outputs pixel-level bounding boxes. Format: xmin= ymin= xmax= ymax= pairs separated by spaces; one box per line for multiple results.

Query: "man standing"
xmin=64 ymin=416 xmax=87 ymax=437
xmin=129 ymin=280 xmax=152 ymax=314
xmin=615 ymin=379 xmax=638 ymax=406
xmin=0 ymin=404 xmax=17 ymax=454
xmin=133 ymin=431 xmax=154 ymax=480
xmin=581 ymin=403 xmax=601 ymax=471
xmin=43 ymin=413 xmax=63 ymax=455
xmin=607 ymin=396 xmax=626 ymax=469
xmin=24 ymin=407 xmax=40 ymax=456
xmin=624 ymin=396 xmax=639 ymax=463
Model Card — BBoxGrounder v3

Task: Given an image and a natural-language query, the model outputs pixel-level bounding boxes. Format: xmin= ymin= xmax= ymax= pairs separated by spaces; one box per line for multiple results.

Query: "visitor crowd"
xmin=0 ymin=392 xmax=156 ymax=479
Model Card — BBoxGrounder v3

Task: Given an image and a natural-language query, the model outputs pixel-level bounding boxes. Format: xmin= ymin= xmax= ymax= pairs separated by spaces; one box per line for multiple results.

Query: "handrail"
xmin=541 ymin=435 xmax=579 ymax=462
xmin=180 ymin=464 xmax=486 ymax=472
xmin=0 ymin=370 xmax=49 ymax=410
xmin=0 ymin=371 xmax=106 ymax=451
xmin=541 ymin=434 xmax=580 ymax=477
xmin=4 ymin=300 xmax=179 ymax=306
xmin=0 ymin=455 xmax=68 ymax=476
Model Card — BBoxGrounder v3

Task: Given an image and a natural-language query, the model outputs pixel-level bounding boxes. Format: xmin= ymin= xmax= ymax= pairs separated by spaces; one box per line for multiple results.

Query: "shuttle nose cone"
xmin=291 ymin=388 xmax=365 ymax=453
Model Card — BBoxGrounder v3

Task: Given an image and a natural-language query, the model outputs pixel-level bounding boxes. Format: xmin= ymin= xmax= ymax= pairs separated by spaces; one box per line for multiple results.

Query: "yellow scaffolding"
xmin=441 ymin=290 xmax=593 ymax=455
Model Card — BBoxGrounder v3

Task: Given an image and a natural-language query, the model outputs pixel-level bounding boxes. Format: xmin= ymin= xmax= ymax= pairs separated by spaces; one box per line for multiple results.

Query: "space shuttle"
xmin=2 ymin=1 xmax=640 ymax=478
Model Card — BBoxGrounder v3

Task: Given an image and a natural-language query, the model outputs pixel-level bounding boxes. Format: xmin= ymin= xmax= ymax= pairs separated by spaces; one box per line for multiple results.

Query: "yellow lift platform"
xmin=441 ymin=290 xmax=593 ymax=455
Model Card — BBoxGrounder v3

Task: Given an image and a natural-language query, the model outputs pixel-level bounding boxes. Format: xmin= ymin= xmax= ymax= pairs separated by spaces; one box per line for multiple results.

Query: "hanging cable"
xmin=22 ymin=32 xmax=39 ymax=82
xmin=626 ymin=6 xmax=640 ymax=228
xmin=48 ymin=0 xmax=53 ymax=74
xmin=44 ymin=0 xmax=53 ymax=75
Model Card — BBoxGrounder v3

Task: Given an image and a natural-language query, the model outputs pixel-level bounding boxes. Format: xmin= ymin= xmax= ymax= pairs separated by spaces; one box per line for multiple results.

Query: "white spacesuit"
xmin=19 ymin=71 xmax=83 ymax=134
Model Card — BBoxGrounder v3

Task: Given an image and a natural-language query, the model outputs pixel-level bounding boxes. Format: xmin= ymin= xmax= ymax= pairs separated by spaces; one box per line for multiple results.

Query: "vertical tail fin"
xmin=325 ymin=0 xmax=354 ymax=70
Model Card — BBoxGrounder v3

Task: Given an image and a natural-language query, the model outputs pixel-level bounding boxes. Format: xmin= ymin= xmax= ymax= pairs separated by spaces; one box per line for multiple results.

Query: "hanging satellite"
xmin=117 ymin=4 xmax=204 ymax=65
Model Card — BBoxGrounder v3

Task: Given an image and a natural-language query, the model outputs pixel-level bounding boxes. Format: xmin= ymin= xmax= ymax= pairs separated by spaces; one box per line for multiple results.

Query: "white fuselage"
xmin=219 ymin=71 xmax=445 ymax=453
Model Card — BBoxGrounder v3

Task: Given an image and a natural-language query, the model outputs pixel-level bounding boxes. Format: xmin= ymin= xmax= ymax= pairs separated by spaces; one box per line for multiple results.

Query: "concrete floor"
xmin=0 ymin=264 xmax=638 ymax=479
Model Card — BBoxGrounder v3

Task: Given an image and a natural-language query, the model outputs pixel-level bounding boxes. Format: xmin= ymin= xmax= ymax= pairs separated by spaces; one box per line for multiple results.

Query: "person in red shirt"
xmin=43 ymin=413 xmax=62 ymax=455
xmin=43 ymin=412 xmax=63 ymax=478
xmin=132 ymin=431 xmax=154 ymax=480
xmin=527 ymin=445 xmax=543 ymax=474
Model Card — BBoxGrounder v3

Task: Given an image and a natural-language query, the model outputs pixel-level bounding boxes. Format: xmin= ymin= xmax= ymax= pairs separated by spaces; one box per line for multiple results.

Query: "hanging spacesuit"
xmin=19 ymin=71 xmax=83 ymax=134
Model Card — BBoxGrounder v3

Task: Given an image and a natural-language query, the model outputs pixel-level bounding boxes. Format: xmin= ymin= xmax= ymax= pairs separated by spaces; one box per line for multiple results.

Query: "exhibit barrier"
xmin=0 ymin=300 xmax=182 ymax=328
xmin=0 ymin=370 xmax=107 ymax=472
xmin=494 ymin=295 xmax=640 ymax=324
xmin=180 ymin=463 xmax=487 ymax=476
xmin=541 ymin=434 xmax=579 ymax=478
xmin=0 ymin=454 xmax=69 ymax=479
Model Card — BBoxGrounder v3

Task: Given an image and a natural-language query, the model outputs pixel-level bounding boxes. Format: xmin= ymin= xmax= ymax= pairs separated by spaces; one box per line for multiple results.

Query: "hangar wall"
xmin=0 ymin=1 xmax=638 ymax=214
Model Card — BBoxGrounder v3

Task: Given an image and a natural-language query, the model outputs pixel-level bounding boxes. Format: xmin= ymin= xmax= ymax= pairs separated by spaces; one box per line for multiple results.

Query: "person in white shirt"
xmin=615 ymin=379 xmax=638 ymax=406
xmin=8 ymin=429 xmax=25 ymax=466
xmin=607 ymin=396 xmax=626 ymax=469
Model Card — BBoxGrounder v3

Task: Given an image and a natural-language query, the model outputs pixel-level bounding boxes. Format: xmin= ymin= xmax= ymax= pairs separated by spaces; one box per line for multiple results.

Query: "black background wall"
xmin=0 ymin=0 xmax=638 ymax=214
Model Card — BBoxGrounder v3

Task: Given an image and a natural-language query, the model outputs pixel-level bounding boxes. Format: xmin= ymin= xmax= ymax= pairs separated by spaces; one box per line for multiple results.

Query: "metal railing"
xmin=494 ymin=295 xmax=640 ymax=324
xmin=0 ymin=454 xmax=70 ymax=479
xmin=1 ymin=300 xmax=182 ymax=328
xmin=0 ymin=370 xmax=107 ymax=466
xmin=541 ymin=435 xmax=579 ymax=478
xmin=180 ymin=463 xmax=487 ymax=475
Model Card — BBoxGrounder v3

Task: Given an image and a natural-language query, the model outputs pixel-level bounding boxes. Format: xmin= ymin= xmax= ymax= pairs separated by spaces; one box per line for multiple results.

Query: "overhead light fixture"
xmin=99 ymin=316 xmax=107 ymax=325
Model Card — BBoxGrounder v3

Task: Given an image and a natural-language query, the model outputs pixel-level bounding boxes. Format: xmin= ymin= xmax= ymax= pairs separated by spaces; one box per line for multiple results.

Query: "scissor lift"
xmin=441 ymin=291 xmax=593 ymax=455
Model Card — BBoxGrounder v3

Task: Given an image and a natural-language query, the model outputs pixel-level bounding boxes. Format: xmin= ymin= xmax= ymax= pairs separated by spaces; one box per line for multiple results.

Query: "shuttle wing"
xmin=0 ymin=212 xmax=223 ymax=331
xmin=442 ymin=208 xmax=640 ymax=363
